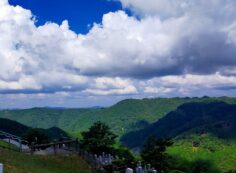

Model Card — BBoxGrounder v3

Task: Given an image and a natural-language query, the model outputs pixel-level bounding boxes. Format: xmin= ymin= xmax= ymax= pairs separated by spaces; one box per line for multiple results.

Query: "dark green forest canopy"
xmin=121 ymin=101 xmax=236 ymax=148
xmin=0 ymin=118 xmax=68 ymax=141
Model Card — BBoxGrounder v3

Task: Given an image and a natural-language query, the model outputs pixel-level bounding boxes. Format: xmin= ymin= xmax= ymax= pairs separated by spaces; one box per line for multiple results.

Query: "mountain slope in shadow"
xmin=0 ymin=118 xmax=68 ymax=140
xmin=121 ymin=101 xmax=236 ymax=148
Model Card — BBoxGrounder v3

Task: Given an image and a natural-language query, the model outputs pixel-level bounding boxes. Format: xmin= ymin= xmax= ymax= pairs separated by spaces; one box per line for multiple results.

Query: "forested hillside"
xmin=121 ymin=101 xmax=236 ymax=148
xmin=1 ymin=97 xmax=236 ymax=172
xmin=119 ymin=101 xmax=236 ymax=173
xmin=0 ymin=97 xmax=236 ymax=138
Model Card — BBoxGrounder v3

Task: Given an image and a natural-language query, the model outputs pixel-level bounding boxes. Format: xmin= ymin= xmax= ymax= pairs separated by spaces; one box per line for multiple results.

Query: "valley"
xmin=0 ymin=97 xmax=236 ymax=172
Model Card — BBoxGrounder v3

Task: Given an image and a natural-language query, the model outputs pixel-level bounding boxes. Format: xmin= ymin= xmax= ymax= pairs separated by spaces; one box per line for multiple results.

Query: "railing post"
xmin=19 ymin=139 xmax=22 ymax=152
xmin=30 ymin=142 xmax=34 ymax=155
xmin=75 ymin=138 xmax=79 ymax=151
xmin=53 ymin=144 xmax=57 ymax=155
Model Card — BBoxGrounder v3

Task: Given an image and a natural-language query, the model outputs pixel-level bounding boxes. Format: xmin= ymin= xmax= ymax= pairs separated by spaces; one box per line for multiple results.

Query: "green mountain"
xmin=1 ymin=97 xmax=236 ymax=172
xmin=0 ymin=118 xmax=68 ymax=140
xmin=119 ymin=101 xmax=236 ymax=172
xmin=0 ymin=97 xmax=236 ymax=138
xmin=121 ymin=101 xmax=236 ymax=148
xmin=0 ymin=118 xmax=29 ymax=136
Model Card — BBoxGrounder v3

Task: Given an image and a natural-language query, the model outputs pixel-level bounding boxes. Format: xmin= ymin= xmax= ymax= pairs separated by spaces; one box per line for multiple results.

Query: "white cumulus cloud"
xmin=0 ymin=0 xmax=236 ymax=104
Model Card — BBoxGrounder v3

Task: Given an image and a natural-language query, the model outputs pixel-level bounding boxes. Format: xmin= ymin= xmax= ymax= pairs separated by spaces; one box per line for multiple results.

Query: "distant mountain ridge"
xmin=0 ymin=97 xmax=236 ymax=138
xmin=1 ymin=97 xmax=236 ymax=173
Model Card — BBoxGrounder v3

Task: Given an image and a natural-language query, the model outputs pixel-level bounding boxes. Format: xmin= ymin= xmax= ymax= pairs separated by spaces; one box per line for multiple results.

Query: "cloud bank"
xmin=0 ymin=0 xmax=236 ymax=107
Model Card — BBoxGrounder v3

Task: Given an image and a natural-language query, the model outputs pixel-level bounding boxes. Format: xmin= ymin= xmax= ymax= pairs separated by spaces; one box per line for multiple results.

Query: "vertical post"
xmin=19 ymin=140 xmax=22 ymax=152
xmin=8 ymin=138 xmax=11 ymax=149
xmin=30 ymin=142 xmax=34 ymax=155
xmin=0 ymin=163 xmax=3 ymax=173
xmin=147 ymin=164 xmax=151 ymax=171
xmin=144 ymin=164 xmax=147 ymax=173
xmin=75 ymin=138 xmax=79 ymax=151
xmin=53 ymin=144 xmax=56 ymax=155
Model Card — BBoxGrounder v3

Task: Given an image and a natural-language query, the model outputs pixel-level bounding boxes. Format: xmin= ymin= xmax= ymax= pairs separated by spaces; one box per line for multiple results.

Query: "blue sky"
xmin=1 ymin=0 xmax=236 ymax=108
xmin=9 ymin=0 xmax=122 ymax=34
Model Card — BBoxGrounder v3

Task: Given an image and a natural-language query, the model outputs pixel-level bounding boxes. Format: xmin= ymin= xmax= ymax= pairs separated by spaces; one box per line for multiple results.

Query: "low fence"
xmin=30 ymin=139 xmax=112 ymax=172
xmin=0 ymin=132 xmax=158 ymax=173
xmin=0 ymin=130 xmax=28 ymax=152
xmin=30 ymin=139 xmax=78 ymax=154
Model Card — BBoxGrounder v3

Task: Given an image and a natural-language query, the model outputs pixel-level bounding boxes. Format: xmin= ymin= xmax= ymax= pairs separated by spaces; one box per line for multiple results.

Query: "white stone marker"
xmin=0 ymin=163 xmax=3 ymax=173
xmin=125 ymin=168 xmax=133 ymax=173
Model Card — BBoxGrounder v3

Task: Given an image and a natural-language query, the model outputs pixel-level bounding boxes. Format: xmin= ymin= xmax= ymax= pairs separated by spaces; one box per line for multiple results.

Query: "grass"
xmin=0 ymin=140 xmax=19 ymax=151
xmin=167 ymin=134 xmax=236 ymax=172
xmin=0 ymin=148 xmax=95 ymax=173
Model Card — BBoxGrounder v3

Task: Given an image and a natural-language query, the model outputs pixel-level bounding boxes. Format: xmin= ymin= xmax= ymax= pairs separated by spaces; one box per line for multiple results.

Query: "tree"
xmin=191 ymin=160 xmax=220 ymax=173
xmin=104 ymin=146 xmax=136 ymax=172
xmin=81 ymin=121 xmax=117 ymax=154
xmin=113 ymin=146 xmax=136 ymax=168
xmin=141 ymin=136 xmax=173 ymax=172
xmin=22 ymin=128 xmax=49 ymax=145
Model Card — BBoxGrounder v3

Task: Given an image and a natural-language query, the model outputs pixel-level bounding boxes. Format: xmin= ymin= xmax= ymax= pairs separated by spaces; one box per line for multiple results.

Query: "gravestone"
xmin=0 ymin=163 xmax=3 ymax=173
xmin=126 ymin=168 xmax=133 ymax=173
xmin=147 ymin=164 xmax=151 ymax=171
xmin=136 ymin=166 xmax=142 ymax=173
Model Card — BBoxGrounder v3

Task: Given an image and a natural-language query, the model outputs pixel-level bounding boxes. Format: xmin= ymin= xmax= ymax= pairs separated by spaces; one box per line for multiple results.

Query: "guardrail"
xmin=0 ymin=130 xmax=28 ymax=152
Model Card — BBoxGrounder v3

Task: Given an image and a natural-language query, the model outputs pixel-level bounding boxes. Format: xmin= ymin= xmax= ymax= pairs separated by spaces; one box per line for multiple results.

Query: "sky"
xmin=1 ymin=0 xmax=236 ymax=108
xmin=8 ymin=0 xmax=122 ymax=34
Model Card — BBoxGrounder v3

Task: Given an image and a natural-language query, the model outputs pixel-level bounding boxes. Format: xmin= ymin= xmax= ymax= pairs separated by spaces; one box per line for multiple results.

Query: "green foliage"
xmin=191 ymin=159 xmax=220 ymax=173
xmin=225 ymin=170 xmax=236 ymax=173
xmin=0 ymin=140 xmax=18 ymax=151
xmin=169 ymin=157 xmax=221 ymax=173
xmin=81 ymin=121 xmax=117 ymax=154
xmin=167 ymin=134 xmax=236 ymax=173
xmin=141 ymin=136 xmax=173 ymax=172
xmin=112 ymin=146 xmax=137 ymax=168
xmin=22 ymin=128 xmax=50 ymax=145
